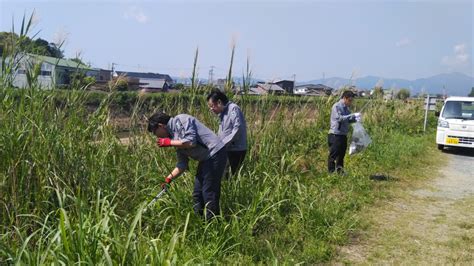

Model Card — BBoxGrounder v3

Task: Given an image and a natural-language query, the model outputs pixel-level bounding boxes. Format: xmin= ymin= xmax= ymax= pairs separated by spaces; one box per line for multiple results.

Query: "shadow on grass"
xmin=369 ymin=174 xmax=398 ymax=182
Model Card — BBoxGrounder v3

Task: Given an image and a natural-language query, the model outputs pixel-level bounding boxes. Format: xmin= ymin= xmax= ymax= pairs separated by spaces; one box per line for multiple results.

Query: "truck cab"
xmin=436 ymin=96 xmax=474 ymax=150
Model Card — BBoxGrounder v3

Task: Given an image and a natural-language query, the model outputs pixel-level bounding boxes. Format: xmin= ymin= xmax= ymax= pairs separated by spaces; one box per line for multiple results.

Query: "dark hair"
xmin=207 ymin=89 xmax=229 ymax=105
xmin=147 ymin=111 xmax=171 ymax=132
xmin=341 ymin=90 xmax=356 ymax=99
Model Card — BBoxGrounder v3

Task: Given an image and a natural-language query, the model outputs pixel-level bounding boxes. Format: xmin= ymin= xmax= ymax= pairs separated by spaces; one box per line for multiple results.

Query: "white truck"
xmin=436 ymin=96 xmax=474 ymax=150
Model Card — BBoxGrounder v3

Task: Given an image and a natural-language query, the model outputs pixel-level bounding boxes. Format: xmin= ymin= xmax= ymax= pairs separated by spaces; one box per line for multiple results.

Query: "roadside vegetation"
xmin=0 ymin=13 xmax=439 ymax=264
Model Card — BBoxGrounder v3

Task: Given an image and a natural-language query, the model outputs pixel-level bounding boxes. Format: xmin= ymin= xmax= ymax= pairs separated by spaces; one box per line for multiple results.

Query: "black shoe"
xmin=336 ymin=167 xmax=347 ymax=175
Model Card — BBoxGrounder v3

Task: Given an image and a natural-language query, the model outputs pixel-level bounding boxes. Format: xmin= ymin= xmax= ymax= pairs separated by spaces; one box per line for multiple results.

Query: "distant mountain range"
xmin=299 ymin=72 xmax=474 ymax=96
xmin=173 ymin=72 xmax=473 ymax=96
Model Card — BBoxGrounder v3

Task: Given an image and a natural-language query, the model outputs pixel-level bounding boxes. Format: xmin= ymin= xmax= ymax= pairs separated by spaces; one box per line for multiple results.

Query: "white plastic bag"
xmin=349 ymin=122 xmax=372 ymax=155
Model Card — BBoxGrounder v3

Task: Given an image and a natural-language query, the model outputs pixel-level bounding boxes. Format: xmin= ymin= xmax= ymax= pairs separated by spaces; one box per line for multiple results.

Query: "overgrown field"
xmin=0 ymin=88 xmax=438 ymax=264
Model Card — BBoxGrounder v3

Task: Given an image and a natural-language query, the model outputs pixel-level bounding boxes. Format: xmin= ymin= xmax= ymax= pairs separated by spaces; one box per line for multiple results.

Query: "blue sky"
xmin=1 ymin=0 xmax=472 ymax=81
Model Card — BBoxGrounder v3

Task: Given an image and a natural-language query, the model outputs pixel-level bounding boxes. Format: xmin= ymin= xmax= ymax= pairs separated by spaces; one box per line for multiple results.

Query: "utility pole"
xmin=423 ymin=94 xmax=430 ymax=132
xmin=292 ymin=74 xmax=296 ymax=93
xmin=208 ymin=65 xmax=215 ymax=86
xmin=111 ymin=63 xmax=117 ymax=77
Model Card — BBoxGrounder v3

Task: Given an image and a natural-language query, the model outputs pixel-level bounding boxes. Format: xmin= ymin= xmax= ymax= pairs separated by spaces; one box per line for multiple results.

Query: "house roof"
xmin=296 ymin=92 xmax=328 ymax=96
xmin=249 ymin=86 xmax=267 ymax=95
xmin=29 ymin=54 xmax=91 ymax=70
xmin=273 ymin=79 xmax=294 ymax=84
xmin=258 ymin=83 xmax=285 ymax=92
xmin=116 ymin=71 xmax=173 ymax=82
xmin=445 ymin=96 xmax=474 ymax=102
xmin=295 ymin=84 xmax=333 ymax=90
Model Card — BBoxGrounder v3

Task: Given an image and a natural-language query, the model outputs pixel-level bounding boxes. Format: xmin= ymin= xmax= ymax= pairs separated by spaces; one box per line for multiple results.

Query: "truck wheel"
xmin=437 ymin=144 xmax=444 ymax=150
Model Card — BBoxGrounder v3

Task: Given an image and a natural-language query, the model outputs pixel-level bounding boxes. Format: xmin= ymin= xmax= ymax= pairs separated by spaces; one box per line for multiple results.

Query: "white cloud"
xmin=442 ymin=43 xmax=470 ymax=67
xmin=123 ymin=6 xmax=149 ymax=24
xmin=395 ymin=38 xmax=412 ymax=47
xmin=454 ymin=43 xmax=466 ymax=54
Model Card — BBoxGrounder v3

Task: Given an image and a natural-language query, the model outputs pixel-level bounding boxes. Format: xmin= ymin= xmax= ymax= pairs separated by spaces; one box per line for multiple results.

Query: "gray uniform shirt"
xmin=167 ymin=114 xmax=225 ymax=170
xmin=218 ymin=101 xmax=247 ymax=151
xmin=328 ymin=99 xmax=356 ymax=135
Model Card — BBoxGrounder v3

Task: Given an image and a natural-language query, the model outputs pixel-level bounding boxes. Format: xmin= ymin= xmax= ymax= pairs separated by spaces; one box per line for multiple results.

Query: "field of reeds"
xmin=0 ymin=85 xmax=439 ymax=264
xmin=0 ymin=13 xmax=439 ymax=264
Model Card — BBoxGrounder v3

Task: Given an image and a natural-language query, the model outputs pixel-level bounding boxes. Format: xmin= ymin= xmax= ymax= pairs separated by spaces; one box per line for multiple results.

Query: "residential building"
xmin=294 ymin=84 xmax=333 ymax=96
xmin=273 ymin=79 xmax=294 ymax=94
xmin=249 ymin=86 xmax=267 ymax=95
xmin=9 ymin=54 xmax=96 ymax=88
xmin=95 ymin=68 xmax=111 ymax=83
xmin=139 ymin=80 xmax=171 ymax=92
xmin=250 ymin=83 xmax=286 ymax=95
xmin=116 ymin=71 xmax=174 ymax=91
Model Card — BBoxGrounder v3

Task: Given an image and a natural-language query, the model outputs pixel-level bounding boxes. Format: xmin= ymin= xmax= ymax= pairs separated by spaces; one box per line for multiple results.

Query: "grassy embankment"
xmin=0 ymin=87 xmax=439 ymax=264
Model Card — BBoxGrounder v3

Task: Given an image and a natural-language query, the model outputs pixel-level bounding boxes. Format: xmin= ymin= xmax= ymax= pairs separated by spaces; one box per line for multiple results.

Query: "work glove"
xmin=157 ymin=138 xmax=172 ymax=147
xmin=161 ymin=177 xmax=172 ymax=190
xmin=354 ymin=112 xmax=362 ymax=122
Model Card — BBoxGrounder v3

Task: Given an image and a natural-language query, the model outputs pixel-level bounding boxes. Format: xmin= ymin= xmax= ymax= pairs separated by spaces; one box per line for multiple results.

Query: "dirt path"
xmin=336 ymin=148 xmax=474 ymax=264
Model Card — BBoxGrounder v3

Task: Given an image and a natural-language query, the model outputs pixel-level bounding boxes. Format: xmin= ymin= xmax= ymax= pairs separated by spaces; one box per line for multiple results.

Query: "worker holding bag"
xmin=327 ymin=91 xmax=361 ymax=174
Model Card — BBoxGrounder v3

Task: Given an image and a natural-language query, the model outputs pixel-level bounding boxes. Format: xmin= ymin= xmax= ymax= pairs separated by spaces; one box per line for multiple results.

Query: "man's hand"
xmin=157 ymin=138 xmax=172 ymax=147
xmin=161 ymin=177 xmax=172 ymax=189
xmin=354 ymin=112 xmax=362 ymax=122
